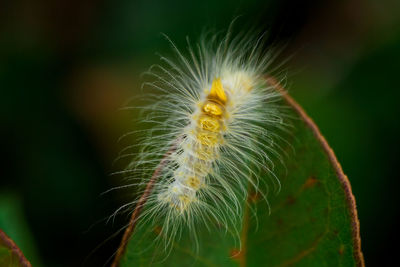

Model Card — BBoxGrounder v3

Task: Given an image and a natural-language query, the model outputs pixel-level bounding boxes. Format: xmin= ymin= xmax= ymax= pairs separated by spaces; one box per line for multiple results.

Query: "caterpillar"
xmin=120 ymin=28 xmax=289 ymax=257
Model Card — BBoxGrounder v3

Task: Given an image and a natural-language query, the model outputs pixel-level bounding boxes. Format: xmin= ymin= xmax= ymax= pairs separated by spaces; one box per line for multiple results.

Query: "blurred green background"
xmin=0 ymin=0 xmax=399 ymax=266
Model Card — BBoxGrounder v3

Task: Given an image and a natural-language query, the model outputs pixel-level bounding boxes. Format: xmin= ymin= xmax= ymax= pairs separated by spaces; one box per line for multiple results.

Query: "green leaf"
xmin=0 ymin=194 xmax=41 ymax=267
xmin=0 ymin=230 xmax=31 ymax=267
xmin=114 ymin=79 xmax=363 ymax=267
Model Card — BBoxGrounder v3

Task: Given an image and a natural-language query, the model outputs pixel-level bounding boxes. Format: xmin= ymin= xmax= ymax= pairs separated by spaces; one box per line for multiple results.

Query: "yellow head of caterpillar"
xmin=208 ymin=78 xmax=227 ymax=103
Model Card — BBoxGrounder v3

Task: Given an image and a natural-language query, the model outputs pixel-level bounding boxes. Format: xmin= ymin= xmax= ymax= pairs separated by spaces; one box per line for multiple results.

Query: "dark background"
xmin=1 ymin=0 xmax=399 ymax=266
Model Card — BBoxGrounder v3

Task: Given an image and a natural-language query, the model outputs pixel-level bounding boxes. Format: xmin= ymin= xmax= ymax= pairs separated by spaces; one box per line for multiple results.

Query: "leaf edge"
xmin=0 ymin=229 xmax=32 ymax=267
xmin=266 ymin=76 xmax=365 ymax=267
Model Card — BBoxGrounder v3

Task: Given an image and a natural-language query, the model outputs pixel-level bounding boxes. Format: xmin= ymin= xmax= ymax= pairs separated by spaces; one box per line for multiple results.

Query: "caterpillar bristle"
xmin=118 ymin=27 xmax=289 ymax=258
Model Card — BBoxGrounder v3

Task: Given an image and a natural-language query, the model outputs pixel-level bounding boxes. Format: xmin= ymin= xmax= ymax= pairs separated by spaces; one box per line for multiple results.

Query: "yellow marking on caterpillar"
xmin=202 ymin=101 xmax=223 ymax=116
xmin=197 ymin=131 xmax=219 ymax=146
xmin=199 ymin=115 xmax=220 ymax=132
xmin=195 ymin=78 xmax=227 ymax=161
xmin=179 ymin=195 xmax=191 ymax=205
xmin=186 ymin=176 xmax=201 ymax=190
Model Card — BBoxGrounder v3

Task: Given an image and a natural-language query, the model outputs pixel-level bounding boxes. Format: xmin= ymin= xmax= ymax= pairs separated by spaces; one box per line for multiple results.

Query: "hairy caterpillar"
xmin=117 ymin=28 xmax=289 ymax=259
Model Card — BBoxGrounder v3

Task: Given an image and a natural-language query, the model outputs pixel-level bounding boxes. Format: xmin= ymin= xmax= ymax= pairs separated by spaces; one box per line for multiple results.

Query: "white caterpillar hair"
xmin=119 ymin=27 xmax=289 ymax=256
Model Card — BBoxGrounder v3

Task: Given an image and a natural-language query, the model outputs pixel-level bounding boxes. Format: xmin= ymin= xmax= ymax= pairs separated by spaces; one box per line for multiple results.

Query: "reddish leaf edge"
xmin=266 ymin=76 xmax=365 ymax=267
xmin=111 ymin=78 xmax=365 ymax=267
xmin=0 ymin=229 xmax=32 ymax=267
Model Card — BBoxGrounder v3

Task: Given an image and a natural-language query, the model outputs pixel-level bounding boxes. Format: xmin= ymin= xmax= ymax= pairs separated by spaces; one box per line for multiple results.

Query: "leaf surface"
xmin=0 ymin=230 xmax=31 ymax=267
xmin=114 ymin=79 xmax=364 ymax=267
